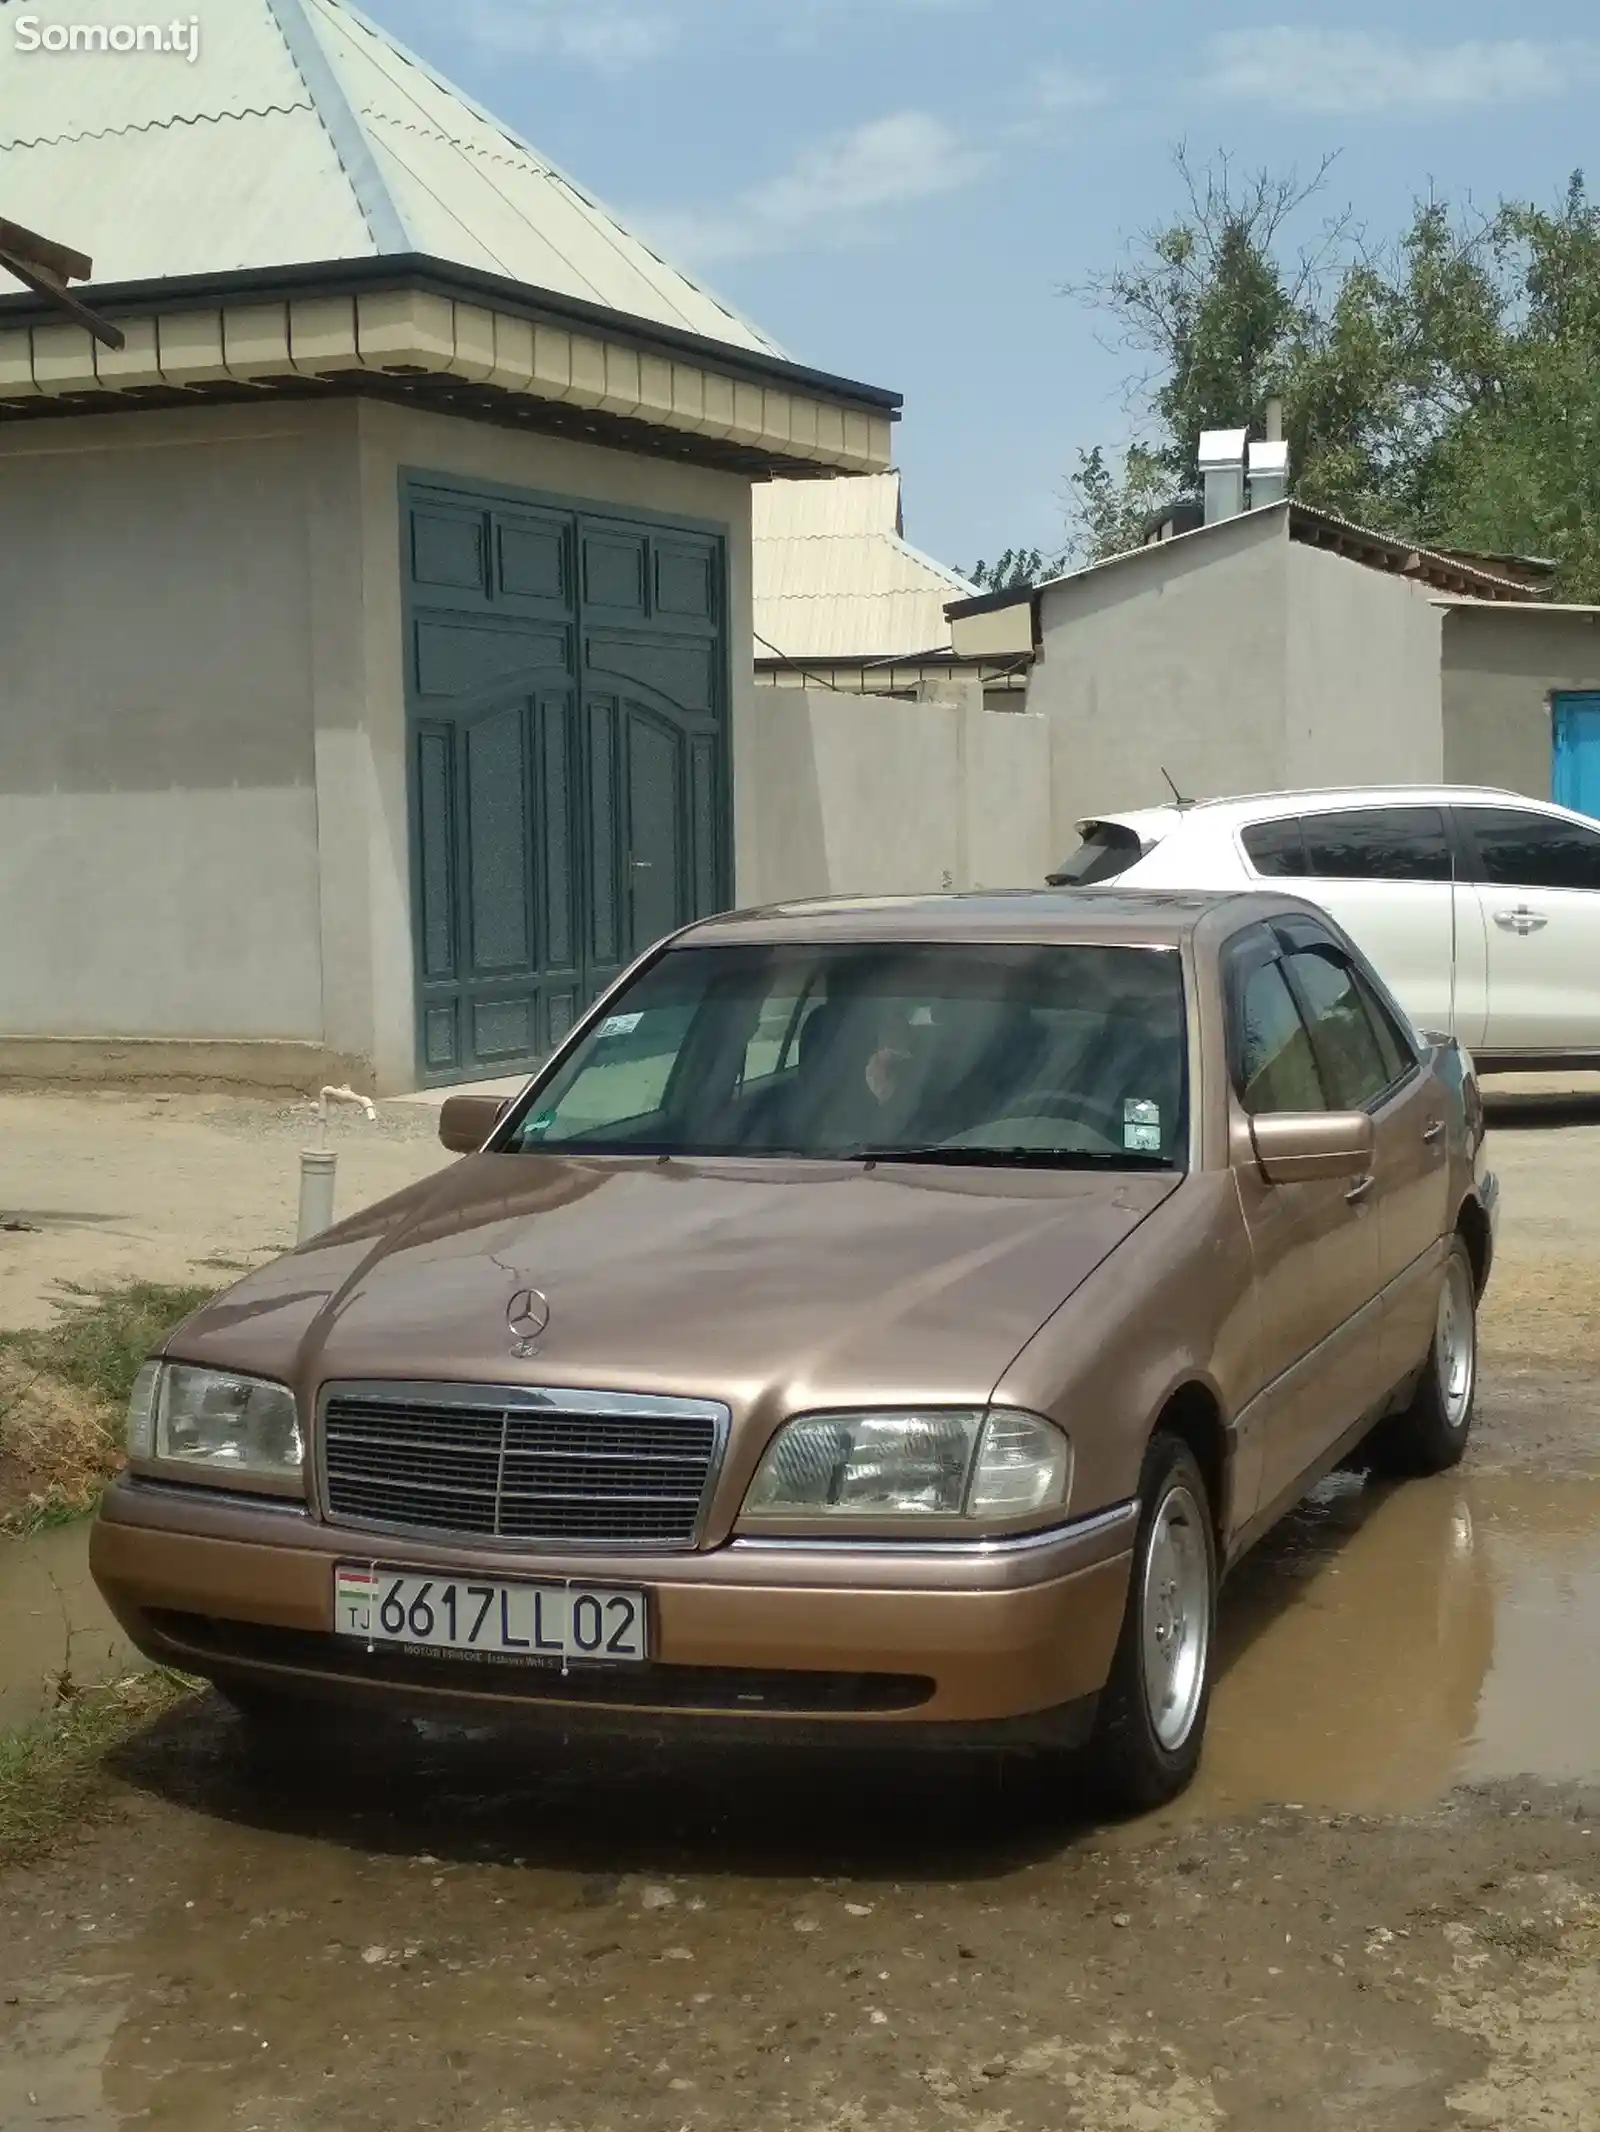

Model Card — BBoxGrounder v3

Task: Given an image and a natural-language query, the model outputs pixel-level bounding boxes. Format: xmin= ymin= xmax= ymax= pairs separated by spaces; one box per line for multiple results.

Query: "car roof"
xmin=677 ymin=887 xmax=1258 ymax=950
xmin=1081 ymin=783 xmax=1550 ymax=836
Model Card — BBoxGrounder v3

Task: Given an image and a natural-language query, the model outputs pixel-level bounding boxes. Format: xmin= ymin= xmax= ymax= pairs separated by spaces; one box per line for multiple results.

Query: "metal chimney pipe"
xmin=1198 ymin=428 xmax=1249 ymax=524
xmin=1264 ymin=396 xmax=1285 ymax=443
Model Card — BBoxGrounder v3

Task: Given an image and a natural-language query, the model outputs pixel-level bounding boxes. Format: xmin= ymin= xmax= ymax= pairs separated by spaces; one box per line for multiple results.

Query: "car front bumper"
xmin=91 ymin=1478 xmax=1135 ymax=1746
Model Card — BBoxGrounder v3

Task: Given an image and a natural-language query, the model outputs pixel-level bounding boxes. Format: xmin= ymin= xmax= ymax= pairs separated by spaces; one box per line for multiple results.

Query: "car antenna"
xmin=1161 ymin=767 xmax=1194 ymax=810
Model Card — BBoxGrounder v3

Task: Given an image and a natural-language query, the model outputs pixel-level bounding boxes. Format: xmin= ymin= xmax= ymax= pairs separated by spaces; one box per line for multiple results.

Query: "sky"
xmin=367 ymin=0 xmax=1600 ymax=575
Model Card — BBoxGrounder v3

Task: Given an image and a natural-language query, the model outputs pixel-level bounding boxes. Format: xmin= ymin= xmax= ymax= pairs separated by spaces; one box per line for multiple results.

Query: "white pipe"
xmin=296 ymin=1086 xmax=379 ymax=1243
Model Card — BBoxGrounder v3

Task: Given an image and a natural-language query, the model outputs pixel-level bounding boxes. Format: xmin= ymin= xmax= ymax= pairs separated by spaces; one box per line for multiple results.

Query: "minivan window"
xmin=1285 ymin=948 xmax=1395 ymax=1109
xmin=1458 ymin=807 xmax=1600 ymax=892
xmin=1301 ymin=807 xmax=1453 ymax=883
xmin=1048 ymin=822 xmax=1144 ymax=887
xmin=1240 ymin=818 xmax=1308 ymax=879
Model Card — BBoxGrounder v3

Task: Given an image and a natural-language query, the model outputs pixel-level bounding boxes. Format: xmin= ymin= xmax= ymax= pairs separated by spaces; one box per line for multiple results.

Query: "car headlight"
xmin=740 ymin=1408 xmax=1071 ymax=1524
xmin=126 ymin=1362 xmax=303 ymax=1487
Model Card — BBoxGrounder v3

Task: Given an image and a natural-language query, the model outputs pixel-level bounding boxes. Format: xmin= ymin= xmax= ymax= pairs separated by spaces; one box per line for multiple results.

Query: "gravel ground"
xmin=0 ymin=1082 xmax=1597 ymax=2129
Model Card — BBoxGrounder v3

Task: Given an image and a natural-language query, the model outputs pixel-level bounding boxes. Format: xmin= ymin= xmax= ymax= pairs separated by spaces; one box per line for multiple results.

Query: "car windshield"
xmin=505 ymin=942 xmax=1188 ymax=1170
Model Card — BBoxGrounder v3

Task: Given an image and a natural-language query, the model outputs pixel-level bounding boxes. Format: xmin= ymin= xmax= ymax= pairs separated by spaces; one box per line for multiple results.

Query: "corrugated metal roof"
xmin=753 ymin=474 xmax=977 ymax=661
xmin=0 ymin=0 xmax=782 ymax=356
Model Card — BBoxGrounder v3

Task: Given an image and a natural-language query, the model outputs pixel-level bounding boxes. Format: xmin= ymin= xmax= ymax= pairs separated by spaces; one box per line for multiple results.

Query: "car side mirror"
xmin=438 ymin=1095 xmax=508 ymax=1155
xmin=1251 ymin=1110 xmax=1375 ymax=1185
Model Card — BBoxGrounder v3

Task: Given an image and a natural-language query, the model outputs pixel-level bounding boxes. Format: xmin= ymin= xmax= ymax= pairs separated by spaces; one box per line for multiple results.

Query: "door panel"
xmin=1553 ymin=693 xmax=1600 ymax=820
xmin=1368 ymin=1069 xmax=1451 ymax=1389
xmin=1226 ymin=935 xmax=1383 ymax=1515
xmin=1456 ymin=805 xmax=1600 ymax=1054
xmin=624 ymin=708 xmax=687 ymax=957
xmin=404 ymin=483 xmax=730 ymax=1084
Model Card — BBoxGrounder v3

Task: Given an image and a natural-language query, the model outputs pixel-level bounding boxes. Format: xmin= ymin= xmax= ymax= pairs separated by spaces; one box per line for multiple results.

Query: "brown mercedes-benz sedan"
xmin=92 ymin=890 xmax=1496 ymax=1808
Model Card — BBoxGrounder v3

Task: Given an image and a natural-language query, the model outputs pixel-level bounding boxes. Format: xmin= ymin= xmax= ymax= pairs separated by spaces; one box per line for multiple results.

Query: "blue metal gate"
xmin=1553 ymin=692 xmax=1600 ymax=821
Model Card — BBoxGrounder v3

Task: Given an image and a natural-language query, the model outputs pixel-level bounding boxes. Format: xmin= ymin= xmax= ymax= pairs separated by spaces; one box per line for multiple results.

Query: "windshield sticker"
xmin=525 ymin=1111 xmax=558 ymax=1137
xmin=1124 ymin=1098 xmax=1162 ymax=1154
xmin=599 ymin=1012 xmax=644 ymax=1038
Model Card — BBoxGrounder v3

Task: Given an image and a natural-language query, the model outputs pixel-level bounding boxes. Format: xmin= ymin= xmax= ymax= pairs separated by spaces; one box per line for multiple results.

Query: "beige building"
xmin=0 ymin=0 xmax=900 ymax=1093
xmin=947 ymin=469 xmax=1600 ymax=864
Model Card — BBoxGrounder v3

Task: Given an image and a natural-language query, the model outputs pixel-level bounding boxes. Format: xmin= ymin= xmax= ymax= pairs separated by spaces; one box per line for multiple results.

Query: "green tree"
xmin=1049 ymin=153 xmax=1600 ymax=596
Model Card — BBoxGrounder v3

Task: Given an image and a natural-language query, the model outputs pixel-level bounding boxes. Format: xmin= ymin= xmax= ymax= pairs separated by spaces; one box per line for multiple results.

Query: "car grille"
xmin=319 ymin=1386 xmax=726 ymax=1550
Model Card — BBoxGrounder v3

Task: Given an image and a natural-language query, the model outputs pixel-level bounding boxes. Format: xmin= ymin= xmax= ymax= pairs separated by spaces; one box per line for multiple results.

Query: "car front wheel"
xmin=1086 ymin=1433 xmax=1218 ymax=1814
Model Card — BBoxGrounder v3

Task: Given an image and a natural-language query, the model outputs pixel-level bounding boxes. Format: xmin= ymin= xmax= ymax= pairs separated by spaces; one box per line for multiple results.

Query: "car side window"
xmin=1350 ymin=965 xmax=1418 ymax=1086
xmin=1300 ymin=806 xmax=1453 ymax=883
xmin=1232 ymin=954 xmax=1328 ymax=1115
xmin=1240 ymin=818 xmax=1308 ymax=878
xmin=1284 ymin=948 xmax=1395 ymax=1109
xmin=1457 ymin=807 xmax=1600 ymax=892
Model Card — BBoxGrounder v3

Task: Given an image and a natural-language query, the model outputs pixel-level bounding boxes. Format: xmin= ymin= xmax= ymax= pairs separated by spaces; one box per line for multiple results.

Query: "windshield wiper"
xmin=839 ymin=1145 xmax=1176 ymax=1171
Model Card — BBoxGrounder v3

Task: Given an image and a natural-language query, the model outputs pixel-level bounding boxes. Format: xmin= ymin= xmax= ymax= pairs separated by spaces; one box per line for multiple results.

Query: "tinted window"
xmin=1301 ymin=807 xmax=1452 ymax=883
xmin=1235 ymin=959 xmax=1326 ymax=1115
xmin=1048 ymin=823 xmax=1144 ymax=886
xmin=1286 ymin=949 xmax=1393 ymax=1109
xmin=512 ymin=942 xmax=1189 ymax=1168
xmin=1459 ymin=807 xmax=1600 ymax=892
xmin=1241 ymin=818 xmax=1308 ymax=878
xmin=1350 ymin=966 xmax=1417 ymax=1085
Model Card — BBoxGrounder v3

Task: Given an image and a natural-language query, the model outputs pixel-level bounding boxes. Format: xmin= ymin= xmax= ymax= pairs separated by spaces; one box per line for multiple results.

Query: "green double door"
xmin=405 ymin=479 xmax=731 ymax=1084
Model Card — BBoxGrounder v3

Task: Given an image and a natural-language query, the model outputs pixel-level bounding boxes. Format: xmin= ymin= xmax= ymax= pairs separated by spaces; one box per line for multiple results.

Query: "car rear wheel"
xmin=1370 ymin=1237 xmax=1478 ymax=1476
xmin=1086 ymin=1433 xmax=1217 ymax=1814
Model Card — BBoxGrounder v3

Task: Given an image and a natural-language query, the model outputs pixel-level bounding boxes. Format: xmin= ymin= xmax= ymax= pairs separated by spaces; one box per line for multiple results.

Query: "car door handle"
xmin=1345 ymin=1175 xmax=1376 ymax=1204
xmin=1493 ymin=905 xmax=1548 ymax=934
xmin=1422 ymin=1119 xmax=1445 ymax=1144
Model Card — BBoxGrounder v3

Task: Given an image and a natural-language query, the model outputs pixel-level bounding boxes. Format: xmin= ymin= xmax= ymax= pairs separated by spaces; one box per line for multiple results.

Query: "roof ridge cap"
xmin=265 ymin=0 xmax=410 ymax=253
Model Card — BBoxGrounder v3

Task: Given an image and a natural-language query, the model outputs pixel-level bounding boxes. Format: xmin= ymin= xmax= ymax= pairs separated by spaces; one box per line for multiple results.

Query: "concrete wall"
xmin=1441 ymin=607 xmax=1600 ymax=798
xmin=738 ymin=686 xmax=1052 ymax=902
xmin=1282 ymin=540 xmax=1443 ymax=787
xmin=0 ymin=404 xmax=334 ymax=1066
xmin=0 ymin=397 xmax=761 ymax=1092
xmin=1025 ymin=508 xmax=1449 ymax=857
xmin=1028 ymin=507 xmax=1289 ymax=847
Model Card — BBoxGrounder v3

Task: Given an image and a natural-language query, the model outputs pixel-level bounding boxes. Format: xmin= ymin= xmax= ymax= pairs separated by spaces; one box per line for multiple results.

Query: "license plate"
xmin=334 ymin=1567 xmax=649 ymax=1665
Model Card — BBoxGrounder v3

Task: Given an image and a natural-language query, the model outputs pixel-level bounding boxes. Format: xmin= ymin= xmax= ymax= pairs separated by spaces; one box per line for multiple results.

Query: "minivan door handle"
xmin=1345 ymin=1175 xmax=1376 ymax=1204
xmin=1422 ymin=1119 xmax=1445 ymax=1144
xmin=1493 ymin=905 xmax=1548 ymax=934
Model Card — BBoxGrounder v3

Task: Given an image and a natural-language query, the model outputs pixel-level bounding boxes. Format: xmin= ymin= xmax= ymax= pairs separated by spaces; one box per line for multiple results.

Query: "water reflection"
xmin=1169 ymin=1472 xmax=1600 ymax=1822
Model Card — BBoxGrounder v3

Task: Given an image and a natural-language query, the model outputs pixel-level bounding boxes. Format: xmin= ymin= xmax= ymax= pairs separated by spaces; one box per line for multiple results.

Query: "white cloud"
xmin=648 ymin=111 xmax=991 ymax=262
xmin=1202 ymin=27 xmax=1600 ymax=114
xmin=455 ymin=0 xmax=675 ymax=68
xmin=1007 ymin=61 xmax=1108 ymax=138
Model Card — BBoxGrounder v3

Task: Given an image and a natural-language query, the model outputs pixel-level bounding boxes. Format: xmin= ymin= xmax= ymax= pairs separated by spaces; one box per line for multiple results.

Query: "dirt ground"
xmin=1 ymin=1081 xmax=1599 ymax=2131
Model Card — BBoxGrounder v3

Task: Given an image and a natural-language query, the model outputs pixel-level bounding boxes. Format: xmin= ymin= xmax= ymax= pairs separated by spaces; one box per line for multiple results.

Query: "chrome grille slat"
xmin=320 ymin=1384 xmax=728 ymax=1551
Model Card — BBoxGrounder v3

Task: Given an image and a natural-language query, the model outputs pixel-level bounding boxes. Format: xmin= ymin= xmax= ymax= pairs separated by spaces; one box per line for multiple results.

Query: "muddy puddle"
xmin=0 ymin=1523 xmax=136 ymax=1728
xmin=1157 ymin=1470 xmax=1600 ymax=1827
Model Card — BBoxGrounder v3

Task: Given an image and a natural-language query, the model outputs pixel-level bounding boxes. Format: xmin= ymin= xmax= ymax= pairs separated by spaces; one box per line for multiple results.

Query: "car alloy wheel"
xmin=1139 ymin=1481 xmax=1212 ymax=1753
xmin=1436 ymin=1250 xmax=1477 ymax=1432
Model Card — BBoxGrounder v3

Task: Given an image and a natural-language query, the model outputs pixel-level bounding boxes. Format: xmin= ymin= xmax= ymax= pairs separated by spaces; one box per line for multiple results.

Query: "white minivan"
xmin=1048 ymin=786 xmax=1600 ymax=1069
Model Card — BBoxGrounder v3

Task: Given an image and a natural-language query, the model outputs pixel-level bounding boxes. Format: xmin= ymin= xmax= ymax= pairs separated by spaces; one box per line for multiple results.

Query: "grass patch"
xmin=0 ymin=1281 xmax=215 ymax=1533
xmin=0 ymin=1671 xmax=196 ymax=1871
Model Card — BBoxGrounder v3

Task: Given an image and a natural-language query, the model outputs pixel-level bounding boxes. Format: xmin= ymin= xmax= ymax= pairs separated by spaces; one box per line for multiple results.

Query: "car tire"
xmin=1370 ymin=1236 xmax=1478 ymax=1477
xmin=1085 ymin=1433 xmax=1218 ymax=1815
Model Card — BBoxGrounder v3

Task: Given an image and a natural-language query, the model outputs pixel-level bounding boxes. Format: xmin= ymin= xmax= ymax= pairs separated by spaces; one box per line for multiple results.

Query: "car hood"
xmin=169 ymin=1155 xmax=1181 ymax=1420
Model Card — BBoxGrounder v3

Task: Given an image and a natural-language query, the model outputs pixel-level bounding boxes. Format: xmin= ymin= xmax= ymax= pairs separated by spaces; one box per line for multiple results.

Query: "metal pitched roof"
xmin=0 ymin=0 xmax=782 ymax=356
xmin=753 ymin=473 xmax=978 ymax=661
